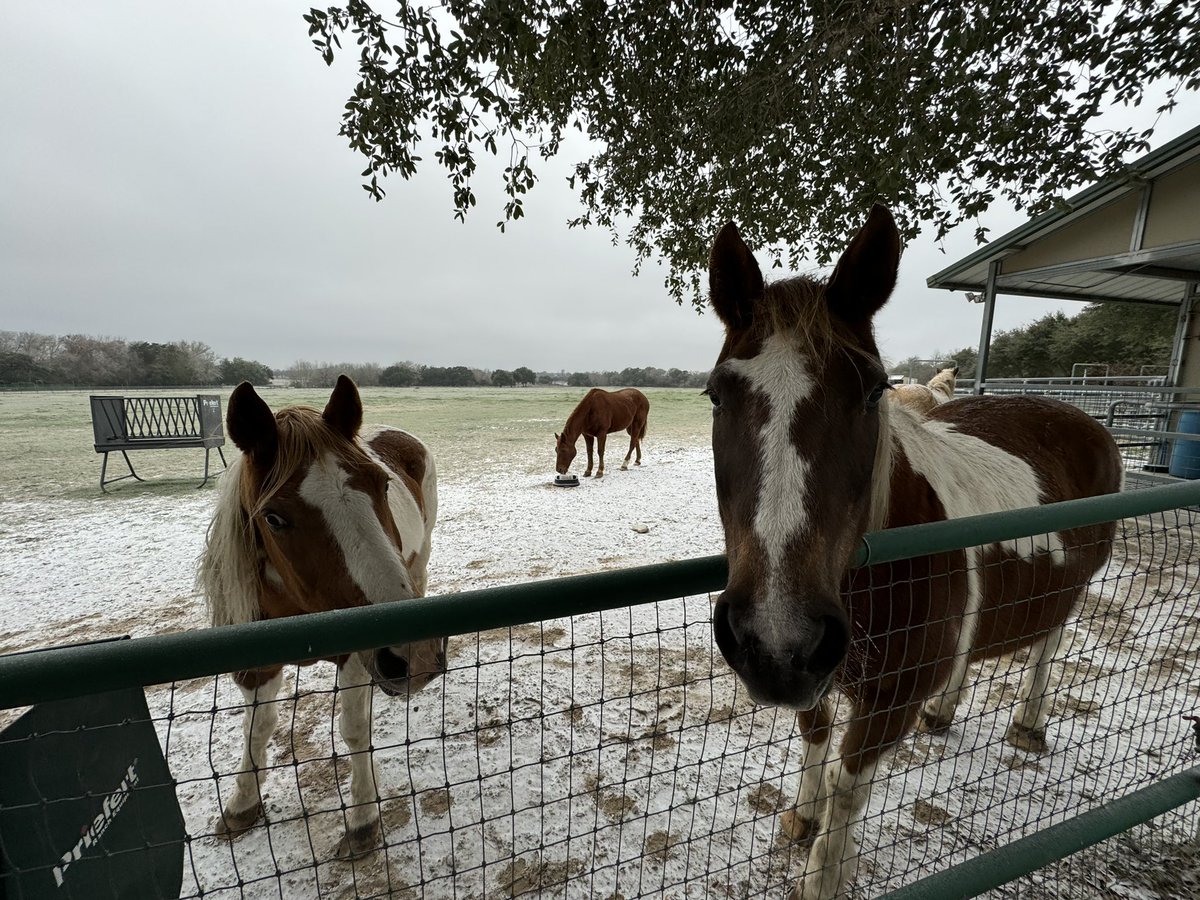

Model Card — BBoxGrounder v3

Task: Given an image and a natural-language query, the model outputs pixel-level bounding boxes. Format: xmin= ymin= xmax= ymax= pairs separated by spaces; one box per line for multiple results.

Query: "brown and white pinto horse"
xmin=554 ymin=387 xmax=650 ymax=478
xmin=198 ymin=376 xmax=442 ymax=859
xmin=704 ymin=207 xmax=1122 ymax=900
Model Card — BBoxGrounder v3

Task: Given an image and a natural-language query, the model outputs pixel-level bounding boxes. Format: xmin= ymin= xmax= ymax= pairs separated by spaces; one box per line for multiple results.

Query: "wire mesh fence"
xmin=969 ymin=380 xmax=1200 ymax=480
xmin=2 ymin=498 xmax=1199 ymax=898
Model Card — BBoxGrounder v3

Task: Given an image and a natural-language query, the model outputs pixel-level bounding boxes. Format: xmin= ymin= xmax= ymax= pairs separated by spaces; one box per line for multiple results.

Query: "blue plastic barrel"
xmin=1168 ymin=410 xmax=1200 ymax=478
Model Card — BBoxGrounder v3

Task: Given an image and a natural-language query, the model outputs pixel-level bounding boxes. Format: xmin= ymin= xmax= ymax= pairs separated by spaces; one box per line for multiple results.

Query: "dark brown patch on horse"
xmin=368 ymin=429 xmax=429 ymax=518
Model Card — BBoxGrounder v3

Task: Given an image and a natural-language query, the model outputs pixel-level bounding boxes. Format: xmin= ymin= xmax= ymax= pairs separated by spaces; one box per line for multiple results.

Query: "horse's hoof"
xmin=917 ymin=709 xmax=953 ymax=734
xmin=595 ymin=471 xmax=605 ymax=479
xmin=334 ymin=820 xmax=382 ymax=860
xmin=212 ymin=801 xmax=264 ymax=839
xmin=779 ymin=808 xmax=818 ymax=844
xmin=620 ymin=463 xmax=629 ymax=470
xmin=1005 ymin=723 xmax=1049 ymax=753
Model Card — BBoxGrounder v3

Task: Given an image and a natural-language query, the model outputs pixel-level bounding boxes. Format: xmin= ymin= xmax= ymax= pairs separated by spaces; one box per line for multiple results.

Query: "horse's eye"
xmin=704 ymin=388 xmax=721 ymax=410
xmin=866 ymin=383 xmax=888 ymax=407
xmin=264 ymin=512 xmax=288 ymax=531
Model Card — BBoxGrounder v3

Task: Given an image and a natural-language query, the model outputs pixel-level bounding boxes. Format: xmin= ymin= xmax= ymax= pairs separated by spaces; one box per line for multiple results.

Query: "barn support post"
xmin=1170 ymin=280 xmax=1200 ymax=388
xmin=973 ymin=261 xmax=1001 ymax=394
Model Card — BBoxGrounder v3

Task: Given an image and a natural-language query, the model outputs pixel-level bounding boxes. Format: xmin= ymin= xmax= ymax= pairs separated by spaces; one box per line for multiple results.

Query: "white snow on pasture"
xmin=1 ymin=444 xmax=1199 ymax=899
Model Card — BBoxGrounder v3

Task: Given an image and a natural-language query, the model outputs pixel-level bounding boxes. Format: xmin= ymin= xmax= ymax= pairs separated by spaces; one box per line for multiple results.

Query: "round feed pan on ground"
xmin=553 ymin=475 xmax=580 ymax=487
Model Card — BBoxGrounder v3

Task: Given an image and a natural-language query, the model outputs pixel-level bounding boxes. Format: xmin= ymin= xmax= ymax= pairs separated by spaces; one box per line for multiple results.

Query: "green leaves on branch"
xmin=305 ymin=1 xmax=1200 ymax=310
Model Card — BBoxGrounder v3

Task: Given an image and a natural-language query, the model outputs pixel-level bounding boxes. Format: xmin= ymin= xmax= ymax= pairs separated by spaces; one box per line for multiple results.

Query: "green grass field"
xmin=0 ymin=387 xmax=713 ymax=503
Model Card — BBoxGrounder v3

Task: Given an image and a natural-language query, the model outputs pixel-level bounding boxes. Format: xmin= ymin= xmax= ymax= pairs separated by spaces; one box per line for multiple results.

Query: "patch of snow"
xmin=1 ymin=451 xmax=1197 ymax=898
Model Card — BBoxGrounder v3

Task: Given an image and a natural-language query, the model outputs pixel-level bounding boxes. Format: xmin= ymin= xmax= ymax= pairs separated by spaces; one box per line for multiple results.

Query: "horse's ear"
xmin=709 ymin=222 xmax=763 ymax=331
xmin=554 ymin=432 xmax=560 ymax=442
xmin=227 ymin=382 xmax=278 ymax=463
xmin=951 ymin=365 xmax=960 ymax=376
xmin=825 ymin=204 xmax=901 ymax=326
xmin=323 ymin=374 xmax=363 ymax=440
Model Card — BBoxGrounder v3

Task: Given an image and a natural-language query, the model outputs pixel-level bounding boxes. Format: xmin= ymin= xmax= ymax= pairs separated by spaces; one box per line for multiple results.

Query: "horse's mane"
xmin=756 ymin=275 xmax=895 ymax=530
xmin=198 ymin=406 xmax=374 ymax=627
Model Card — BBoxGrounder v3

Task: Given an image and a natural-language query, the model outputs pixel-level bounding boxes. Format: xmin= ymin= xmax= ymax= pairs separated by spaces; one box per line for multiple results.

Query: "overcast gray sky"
xmin=2 ymin=4 xmax=1197 ymax=373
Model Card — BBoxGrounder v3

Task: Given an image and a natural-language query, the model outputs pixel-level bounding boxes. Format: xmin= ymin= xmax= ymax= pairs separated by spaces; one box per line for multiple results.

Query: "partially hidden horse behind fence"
xmin=198 ymin=375 xmax=443 ymax=859
xmin=892 ymin=364 xmax=959 ymax=414
xmin=703 ymin=206 xmax=1122 ymax=900
xmin=554 ymin=387 xmax=650 ymax=478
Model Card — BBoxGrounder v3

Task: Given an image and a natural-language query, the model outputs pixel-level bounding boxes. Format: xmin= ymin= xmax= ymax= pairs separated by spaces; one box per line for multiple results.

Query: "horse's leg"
xmin=793 ymin=698 xmax=922 ymax=900
xmin=333 ymin=654 xmax=383 ymax=859
xmin=1006 ymin=622 xmax=1066 ymax=753
xmin=215 ymin=667 xmax=284 ymax=837
xmin=621 ymin=428 xmax=636 ymax=470
xmin=779 ymin=695 xmax=834 ymax=843
xmin=634 ymin=419 xmax=644 ymax=465
xmin=583 ymin=434 xmax=595 ymax=477
xmin=920 ymin=550 xmax=981 ymax=733
xmin=595 ymin=432 xmax=607 ymax=478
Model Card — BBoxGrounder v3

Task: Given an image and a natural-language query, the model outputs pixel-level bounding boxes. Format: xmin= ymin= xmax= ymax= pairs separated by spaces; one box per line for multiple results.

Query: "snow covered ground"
xmin=2 ymin=397 xmax=1198 ymax=899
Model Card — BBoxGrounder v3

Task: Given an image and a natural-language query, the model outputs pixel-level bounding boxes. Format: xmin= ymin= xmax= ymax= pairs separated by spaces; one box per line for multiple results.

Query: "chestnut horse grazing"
xmin=704 ymin=207 xmax=1121 ymax=900
xmin=554 ymin=387 xmax=649 ymax=478
xmin=198 ymin=375 xmax=442 ymax=859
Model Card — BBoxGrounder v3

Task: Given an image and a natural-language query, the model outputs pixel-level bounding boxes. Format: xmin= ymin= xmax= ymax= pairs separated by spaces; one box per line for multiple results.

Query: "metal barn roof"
xmin=928 ymin=125 xmax=1200 ymax=306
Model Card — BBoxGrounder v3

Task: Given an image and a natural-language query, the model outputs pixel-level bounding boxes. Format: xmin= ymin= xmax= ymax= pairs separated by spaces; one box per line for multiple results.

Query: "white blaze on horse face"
xmin=724 ymin=334 xmax=815 ymax=639
xmin=298 ymin=454 xmax=417 ymax=603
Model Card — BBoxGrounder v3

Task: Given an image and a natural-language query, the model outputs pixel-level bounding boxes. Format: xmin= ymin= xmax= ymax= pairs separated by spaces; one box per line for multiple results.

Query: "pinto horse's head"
xmin=706 ymin=205 xmax=901 ymax=710
xmin=226 ymin=376 xmax=446 ymax=696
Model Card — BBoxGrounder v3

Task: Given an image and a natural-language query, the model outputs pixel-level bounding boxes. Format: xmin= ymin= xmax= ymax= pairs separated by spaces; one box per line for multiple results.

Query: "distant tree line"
xmin=562 ymin=367 xmax=709 ymax=389
xmin=284 ymin=361 xmax=710 ymax=388
xmin=0 ymin=331 xmax=273 ymax=387
xmin=891 ymin=302 xmax=1175 ymax=384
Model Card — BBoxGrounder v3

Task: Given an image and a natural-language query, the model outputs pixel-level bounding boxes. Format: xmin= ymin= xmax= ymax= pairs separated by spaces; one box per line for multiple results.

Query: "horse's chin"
xmin=742 ymin=673 xmax=833 ymax=712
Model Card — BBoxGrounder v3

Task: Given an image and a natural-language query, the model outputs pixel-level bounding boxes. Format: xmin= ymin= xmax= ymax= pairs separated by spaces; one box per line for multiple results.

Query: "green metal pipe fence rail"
xmin=2 ymin=478 xmax=1199 ymax=898
xmin=889 ymin=765 xmax=1200 ymax=900
xmin=3 ymin=480 xmax=1198 ymax=711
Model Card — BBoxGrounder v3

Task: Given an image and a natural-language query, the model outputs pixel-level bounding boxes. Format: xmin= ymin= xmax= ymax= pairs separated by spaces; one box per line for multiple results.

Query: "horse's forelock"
xmin=246 ymin=406 xmax=371 ymax=515
xmin=753 ymin=276 xmax=880 ymax=371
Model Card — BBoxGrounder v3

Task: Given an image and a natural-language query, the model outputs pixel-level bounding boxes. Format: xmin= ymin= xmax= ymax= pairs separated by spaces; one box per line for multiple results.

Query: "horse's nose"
xmin=712 ymin=589 xmax=849 ymax=708
xmin=712 ymin=590 xmax=754 ymax=664
xmin=789 ymin=604 xmax=850 ymax=681
xmin=375 ymin=648 xmax=409 ymax=681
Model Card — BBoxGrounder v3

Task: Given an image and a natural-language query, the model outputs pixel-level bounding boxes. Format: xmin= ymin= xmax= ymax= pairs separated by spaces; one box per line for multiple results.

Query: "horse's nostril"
xmin=805 ymin=614 xmax=850 ymax=677
xmin=712 ymin=598 xmax=741 ymax=662
xmin=375 ymin=648 xmax=409 ymax=681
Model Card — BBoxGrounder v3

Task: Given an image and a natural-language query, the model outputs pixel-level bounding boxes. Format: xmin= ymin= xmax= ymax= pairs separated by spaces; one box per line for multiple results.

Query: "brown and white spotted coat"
xmin=199 ymin=375 xmax=441 ymax=859
xmin=704 ymin=206 xmax=1122 ymax=900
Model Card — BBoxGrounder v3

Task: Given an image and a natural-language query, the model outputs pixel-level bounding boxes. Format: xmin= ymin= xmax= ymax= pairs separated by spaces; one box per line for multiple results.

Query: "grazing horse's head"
xmin=553 ymin=432 xmax=576 ymax=474
xmin=706 ymin=205 xmax=901 ymax=710
xmin=225 ymin=376 xmax=446 ymax=696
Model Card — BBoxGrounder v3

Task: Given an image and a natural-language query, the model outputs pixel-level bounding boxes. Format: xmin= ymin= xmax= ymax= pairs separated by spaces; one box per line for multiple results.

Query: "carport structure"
xmin=928 ymin=124 xmax=1200 ymax=391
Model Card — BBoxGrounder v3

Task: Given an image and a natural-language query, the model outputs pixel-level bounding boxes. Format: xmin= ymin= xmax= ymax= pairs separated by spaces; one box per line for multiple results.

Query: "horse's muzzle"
xmin=371 ymin=644 xmax=447 ymax=696
xmin=711 ymin=592 xmax=848 ymax=710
